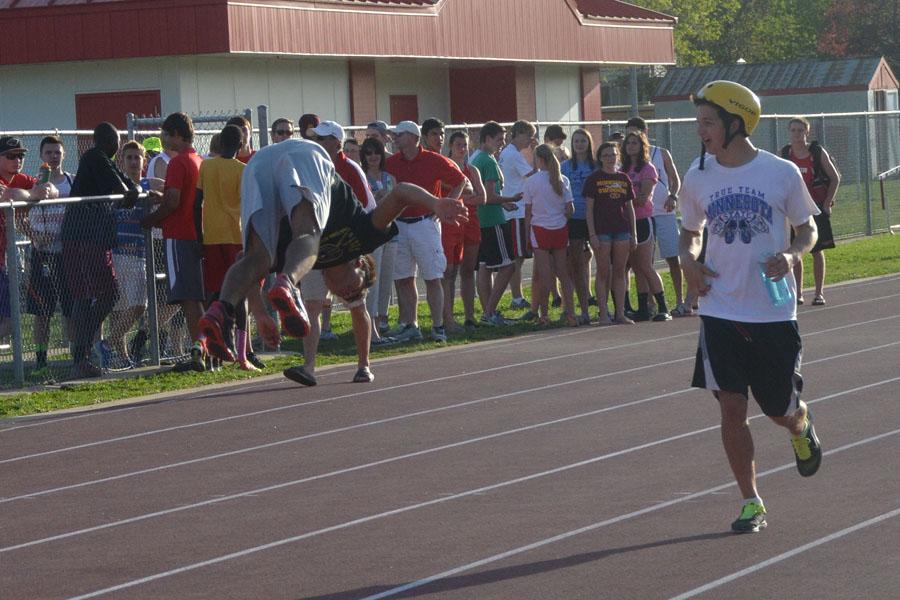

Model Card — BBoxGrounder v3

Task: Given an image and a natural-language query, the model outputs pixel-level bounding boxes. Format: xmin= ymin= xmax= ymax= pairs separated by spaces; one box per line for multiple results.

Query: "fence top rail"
xmin=4 ymin=109 xmax=898 ymax=138
xmin=3 ymin=192 xmax=150 ymax=209
xmin=877 ymin=165 xmax=900 ymax=180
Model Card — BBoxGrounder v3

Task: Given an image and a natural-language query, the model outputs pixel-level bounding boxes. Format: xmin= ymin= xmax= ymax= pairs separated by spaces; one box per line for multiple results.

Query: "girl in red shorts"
xmin=523 ymin=144 xmax=576 ymax=326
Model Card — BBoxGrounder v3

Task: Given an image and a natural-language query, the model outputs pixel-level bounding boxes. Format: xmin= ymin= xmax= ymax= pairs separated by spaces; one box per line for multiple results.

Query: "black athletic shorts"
xmin=26 ymin=250 xmax=72 ymax=317
xmin=567 ymin=218 xmax=588 ymax=240
xmin=635 ymin=217 xmax=653 ymax=245
xmin=478 ymin=222 xmax=515 ymax=270
xmin=692 ymin=315 xmax=803 ymax=417
xmin=791 ymin=212 xmax=835 ymax=253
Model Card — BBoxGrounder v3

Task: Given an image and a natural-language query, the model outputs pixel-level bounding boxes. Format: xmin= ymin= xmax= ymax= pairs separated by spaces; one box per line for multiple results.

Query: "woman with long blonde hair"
xmin=523 ymin=144 xmax=576 ymax=325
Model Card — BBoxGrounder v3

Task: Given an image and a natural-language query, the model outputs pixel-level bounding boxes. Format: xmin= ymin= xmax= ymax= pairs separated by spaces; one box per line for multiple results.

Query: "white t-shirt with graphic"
xmin=680 ymin=150 xmax=819 ymax=323
xmin=498 ymin=143 xmax=533 ymax=219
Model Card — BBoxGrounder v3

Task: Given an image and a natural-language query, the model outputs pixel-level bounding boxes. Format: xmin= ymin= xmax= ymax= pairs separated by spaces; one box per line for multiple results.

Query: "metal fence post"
xmin=819 ymin=114 xmax=827 ymax=146
xmin=862 ymin=114 xmax=873 ymax=235
xmin=257 ymin=105 xmax=270 ymax=148
xmin=127 ymin=113 xmax=136 ymax=141
xmin=143 ymin=210 xmax=161 ymax=368
xmin=5 ymin=204 xmax=24 ymax=387
xmin=771 ymin=116 xmax=779 ymax=153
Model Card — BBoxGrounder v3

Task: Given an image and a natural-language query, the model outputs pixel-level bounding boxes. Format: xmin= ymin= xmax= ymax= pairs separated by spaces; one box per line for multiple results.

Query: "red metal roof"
xmin=575 ymin=0 xmax=675 ymax=22
xmin=0 ymin=0 xmax=675 ymax=66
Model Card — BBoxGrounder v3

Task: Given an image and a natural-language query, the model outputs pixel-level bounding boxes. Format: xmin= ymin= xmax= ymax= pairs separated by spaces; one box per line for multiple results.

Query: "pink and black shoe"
xmin=199 ymin=300 xmax=237 ymax=362
xmin=267 ymin=274 xmax=310 ymax=338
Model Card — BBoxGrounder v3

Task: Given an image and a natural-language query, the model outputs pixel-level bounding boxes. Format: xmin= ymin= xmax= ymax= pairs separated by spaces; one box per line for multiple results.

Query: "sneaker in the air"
xmin=731 ymin=500 xmax=767 ymax=533
xmin=199 ymin=300 xmax=236 ymax=362
xmin=267 ymin=273 xmax=310 ymax=338
xmin=791 ymin=407 xmax=822 ymax=477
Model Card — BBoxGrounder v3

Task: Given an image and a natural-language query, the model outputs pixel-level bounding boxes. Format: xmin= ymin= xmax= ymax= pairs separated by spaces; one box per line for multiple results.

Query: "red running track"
xmin=2 ymin=274 xmax=900 ymax=600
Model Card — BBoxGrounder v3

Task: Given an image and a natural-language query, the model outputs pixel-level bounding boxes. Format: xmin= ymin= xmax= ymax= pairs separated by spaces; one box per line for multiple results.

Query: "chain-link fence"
xmin=2 ymin=109 xmax=897 ymax=388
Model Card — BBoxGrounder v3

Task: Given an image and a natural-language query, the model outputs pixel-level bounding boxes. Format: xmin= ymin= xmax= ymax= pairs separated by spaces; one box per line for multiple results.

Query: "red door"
xmin=389 ymin=95 xmax=419 ymax=124
xmin=75 ymin=90 xmax=162 ymax=130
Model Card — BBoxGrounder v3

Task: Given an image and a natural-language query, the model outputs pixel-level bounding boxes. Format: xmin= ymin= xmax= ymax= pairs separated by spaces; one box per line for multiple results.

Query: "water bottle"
xmin=759 ymin=253 xmax=794 ymax=307
xmin=37 ymin=162 xmax=52 ymax=184
xmin=139 ymin=178 xmax=151 ymax=191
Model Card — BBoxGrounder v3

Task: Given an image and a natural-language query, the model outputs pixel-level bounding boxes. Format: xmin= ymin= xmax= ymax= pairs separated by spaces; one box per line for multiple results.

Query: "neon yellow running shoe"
xmin=731 ymin=500 xmax=767 ymax=533
xmin=791 ymin=407 xmax=822 ymax=477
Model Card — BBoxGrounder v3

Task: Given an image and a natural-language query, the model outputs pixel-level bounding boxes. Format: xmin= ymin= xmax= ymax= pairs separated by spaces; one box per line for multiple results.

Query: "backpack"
xmin=781 ymin=141 xmax=829 ymax=182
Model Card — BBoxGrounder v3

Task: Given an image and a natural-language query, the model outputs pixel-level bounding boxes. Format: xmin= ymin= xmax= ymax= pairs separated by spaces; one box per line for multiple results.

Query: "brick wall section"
xmin=349 ymin=60 xmax=377 ymax=129
xmin=515 ymin=65 xmax=537 ymax=122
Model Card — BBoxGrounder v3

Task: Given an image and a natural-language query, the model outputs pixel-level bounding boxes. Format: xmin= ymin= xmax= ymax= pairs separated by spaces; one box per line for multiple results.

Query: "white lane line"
xmin=3 ymin=330 xmax=898 ymax=504
xmin=64 ymin=421 xmax=900 ymax=600
xmin=669 ymin=507 xmax=900 ymax=600
xmin=358 ymin=429 xmax=900 ymax=600
xmin=0 ymin=357 xmax=692 ymax=504
xmin=0 ymin=331 xmax=698 ymax=463
xmin=5 ymin=304 xmax=899 ymax=463
xmin=1 ymin=388 xmax=693 ymax=552
xmin=3 ymin=280 xmax=897 ymax=434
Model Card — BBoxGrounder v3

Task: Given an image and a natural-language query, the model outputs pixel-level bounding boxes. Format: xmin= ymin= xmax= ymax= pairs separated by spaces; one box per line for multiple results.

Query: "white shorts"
xmin=241 ymin=140 xmax=334 ymax=268
xmin=112 ymin=253 xmax=148 ymax=311
xmin=652 ymin=213 xmax=680 ymax=259
xmin=393 ymin=218 xmax=447 ymax=281
xmin=299 ymin=268 xmax=331 ymax=303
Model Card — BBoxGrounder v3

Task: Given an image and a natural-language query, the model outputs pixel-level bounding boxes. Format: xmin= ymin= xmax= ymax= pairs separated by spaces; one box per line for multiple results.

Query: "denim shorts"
xmin=596 ymin=231 xmax=631 ymax=243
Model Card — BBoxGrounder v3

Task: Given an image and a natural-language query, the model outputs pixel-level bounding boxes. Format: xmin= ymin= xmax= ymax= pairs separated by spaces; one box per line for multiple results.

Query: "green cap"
xmin=143 ymin=136 xmax=163 ymax=153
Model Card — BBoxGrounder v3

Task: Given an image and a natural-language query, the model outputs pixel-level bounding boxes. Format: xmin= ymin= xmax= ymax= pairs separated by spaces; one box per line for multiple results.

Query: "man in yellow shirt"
xmin=197 ymin=124 xmax=260 ymax=370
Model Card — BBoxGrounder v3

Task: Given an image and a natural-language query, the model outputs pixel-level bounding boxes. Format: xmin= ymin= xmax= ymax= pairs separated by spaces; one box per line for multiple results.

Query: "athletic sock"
xmin=637 ymin=292 xmax=649 ymax=314
xmin=743 ymin=496 xmax=765 ymax=509
xmin=654 ymin=292 xmax=669 ymax=314
xmin=236 ymin=329 xmax=249 ymax=363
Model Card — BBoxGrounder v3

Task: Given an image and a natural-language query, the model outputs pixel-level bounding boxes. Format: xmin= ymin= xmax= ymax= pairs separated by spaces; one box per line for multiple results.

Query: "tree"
xmin=818 ymin=0 xmax=899 ymax=73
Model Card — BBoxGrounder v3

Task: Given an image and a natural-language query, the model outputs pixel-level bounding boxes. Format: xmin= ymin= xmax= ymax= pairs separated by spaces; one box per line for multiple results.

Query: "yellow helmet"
xmin=695 ymin=80 xmax=761 ymax=135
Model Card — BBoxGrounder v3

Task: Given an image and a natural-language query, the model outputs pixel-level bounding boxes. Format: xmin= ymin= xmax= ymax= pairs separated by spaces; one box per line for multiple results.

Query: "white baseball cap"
xmin=392 ymin=120 xmax=421 ymax=138
xmin=312 ymin=120 xmax=345 ymax=140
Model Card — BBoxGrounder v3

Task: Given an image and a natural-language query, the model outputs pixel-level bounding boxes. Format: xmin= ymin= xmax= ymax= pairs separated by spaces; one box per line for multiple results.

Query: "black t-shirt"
xmin=274 ymin=174 xmax=398 ymax=271
xmin=62 ymin=146 xmax=136 ymax=248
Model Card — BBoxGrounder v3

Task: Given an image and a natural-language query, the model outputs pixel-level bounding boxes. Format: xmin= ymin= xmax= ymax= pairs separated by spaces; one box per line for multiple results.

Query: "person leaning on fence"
xmin=679 ymin=80 xmax=822 ymax=534
xmin=270 ymin=118 xmax=295 ymax=144
xmin=59 ymin=123 xmax=144 ymax=379
xmin=140 ymin=112 xmax=206 ymax=373
xmin=18 ymin=136 xmax=75 ymax=375
xmin=781 ymin=116 xmax=841 ymax=306
xmin=0 ymin=137 xmax=59 ymax=346
xmin=101 ymin=140 xmax=154 ymax=370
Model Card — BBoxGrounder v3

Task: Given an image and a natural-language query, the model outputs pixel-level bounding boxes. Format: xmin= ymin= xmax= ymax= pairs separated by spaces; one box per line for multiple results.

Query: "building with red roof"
xmin=0 ymin=0 xmax=676 ymax=130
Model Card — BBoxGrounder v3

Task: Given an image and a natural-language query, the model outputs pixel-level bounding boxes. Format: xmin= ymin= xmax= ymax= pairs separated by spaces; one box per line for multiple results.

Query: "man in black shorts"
xmin=202 ymin=164 xmax=468 ymax=384
xmin=679 ymin=81 xmax=822 ymax=534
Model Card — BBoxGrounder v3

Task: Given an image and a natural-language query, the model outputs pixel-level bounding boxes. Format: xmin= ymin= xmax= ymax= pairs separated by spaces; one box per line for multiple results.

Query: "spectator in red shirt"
xmin=141 ymin=112 xmax=206 ymax=372
xmin=0 ymin=137 xmax=57 ymax=342
xmin=385 ymin=121 xmax=471 ymax=342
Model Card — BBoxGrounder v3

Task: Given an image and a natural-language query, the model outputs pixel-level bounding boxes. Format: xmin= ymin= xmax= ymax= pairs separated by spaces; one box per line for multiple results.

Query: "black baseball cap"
xmin=0 ymin=136 xmax=26 ymax=155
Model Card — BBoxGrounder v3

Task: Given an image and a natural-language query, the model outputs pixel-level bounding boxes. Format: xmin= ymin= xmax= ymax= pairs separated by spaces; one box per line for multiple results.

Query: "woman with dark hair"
xmin=622 ymin=131 xmax=671 ymax=321
xmin=360 ymin=136 xmax=397 ymax=335
xmin=561 ymin=128 xmax=595 ymax=324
